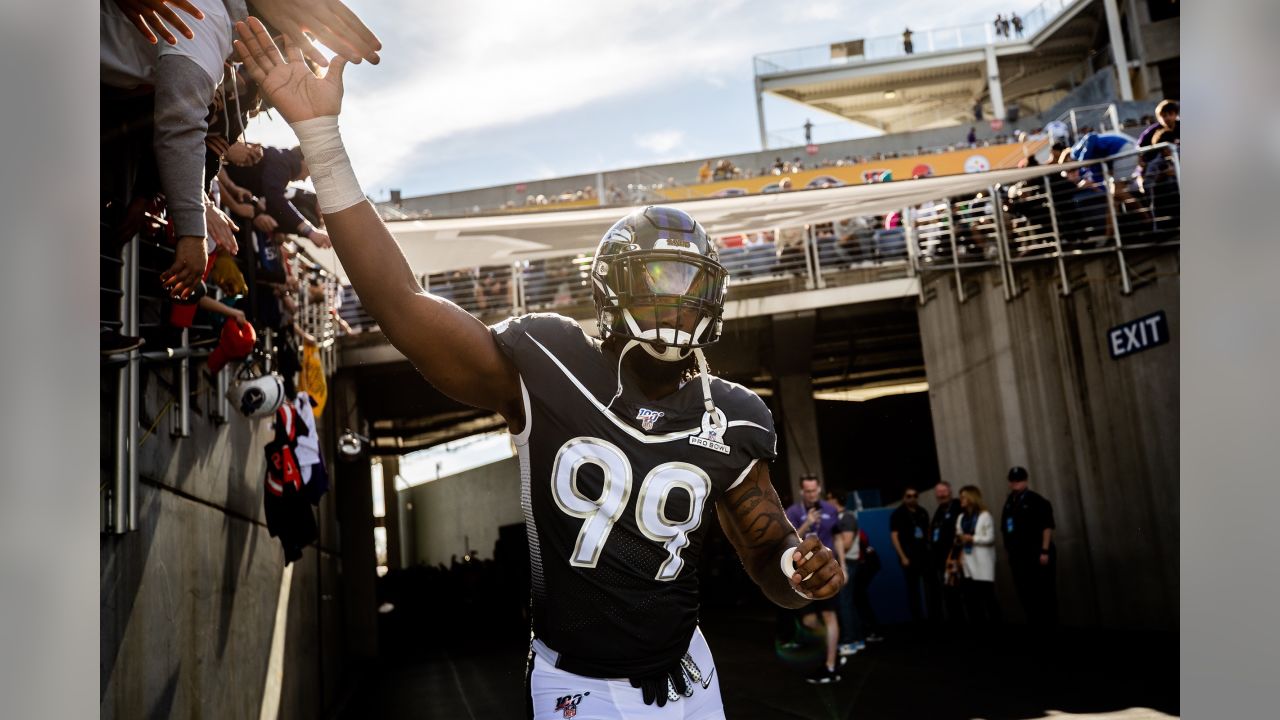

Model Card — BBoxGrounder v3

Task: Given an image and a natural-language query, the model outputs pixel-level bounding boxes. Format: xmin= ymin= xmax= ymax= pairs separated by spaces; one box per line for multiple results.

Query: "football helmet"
xmin=590 ymin=206 xmax=729 ymax=362
xmin=226 ymin=363 xmax=286 ymax=419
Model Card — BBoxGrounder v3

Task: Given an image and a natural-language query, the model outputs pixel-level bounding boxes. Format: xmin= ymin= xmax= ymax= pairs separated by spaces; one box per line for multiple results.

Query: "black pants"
xmin=1010 ymin=556 xmax=1057 ymax=625
xmin=902 ymin=562 xmax=929 ymax=621
xmin=961 ymin=579 xmax=1001 ymax=624
xmin=933 ymin=564 xmax=965 ymax=623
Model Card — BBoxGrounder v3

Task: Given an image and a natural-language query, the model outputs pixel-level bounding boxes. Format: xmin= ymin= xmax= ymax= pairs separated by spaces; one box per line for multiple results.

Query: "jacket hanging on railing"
xmin=292 ymin=392 xmax=330 ymax=505
xmin=263 ymin=402 xmax=317 ymax=564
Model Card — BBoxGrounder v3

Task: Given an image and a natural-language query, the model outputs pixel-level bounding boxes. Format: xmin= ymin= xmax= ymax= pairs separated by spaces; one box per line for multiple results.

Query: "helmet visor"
xmin=633 ymin=259 xmax=718 ymax=301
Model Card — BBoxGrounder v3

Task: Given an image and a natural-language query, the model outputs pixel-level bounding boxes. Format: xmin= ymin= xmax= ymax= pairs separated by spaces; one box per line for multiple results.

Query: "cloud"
xmin=797 ymin=2 xmax=842 ymax=21
xmin=246 ymin=0 xmax=772 ymax=188
xmin=246 ymin=0 xmax=1027 ymax=192
xmin=634 ymin=130 xmax=686 ymax=155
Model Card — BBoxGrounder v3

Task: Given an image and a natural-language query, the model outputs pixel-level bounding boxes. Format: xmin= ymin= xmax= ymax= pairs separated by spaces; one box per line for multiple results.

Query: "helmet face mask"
xmin=591 ymin=207 xmax=728 ymax=361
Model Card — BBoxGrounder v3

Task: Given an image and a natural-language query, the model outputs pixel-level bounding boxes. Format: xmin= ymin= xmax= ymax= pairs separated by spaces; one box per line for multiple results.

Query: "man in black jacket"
xmin=930 ymin=481 xmax=964 ymax=622
xmin=226 ymin=145 xmax=332 ymax=247
xmin=1001 ymin=466 xmax=1057 ymax=625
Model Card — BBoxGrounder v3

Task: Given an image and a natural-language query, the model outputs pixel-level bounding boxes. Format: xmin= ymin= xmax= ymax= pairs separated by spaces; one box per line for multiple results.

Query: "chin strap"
xmin=605 ymin=339 xmax=641 ymax=411
xmin=694 ymin=348 xmax=716 ymax=416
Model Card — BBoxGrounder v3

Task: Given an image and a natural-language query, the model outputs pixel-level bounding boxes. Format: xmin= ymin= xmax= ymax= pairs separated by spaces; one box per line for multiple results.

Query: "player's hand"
xmin=307 ymin=228 xmax=332 ymax=248
xmin=247 ymin=0 xmax=382 ymax=67
xmin=629 ymin=664 xmax=690 ymax=707
xmin=205 ymin=134 xmax=231 ymax=158
xmin=790 ymin=536 xmax=843 ymax=600
xmin=253 ymin=212 xmax=279 ymax=233
xmin=205 ymin=202 xmax=240 ymax=255
xmin=225 ymin=141 xmax=263 ymax=167
xmin=234 ymin=17 xmax=347 ymax=124
xmin=162 ymin=235 xmax=207 ymax=300
xmin=114 ymin=0 xmax=204 ymax=45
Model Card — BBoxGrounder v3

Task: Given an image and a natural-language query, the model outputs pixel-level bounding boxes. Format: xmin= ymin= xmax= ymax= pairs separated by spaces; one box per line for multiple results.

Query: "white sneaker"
xmin=838 ymin=643 xmax=862 ymax=657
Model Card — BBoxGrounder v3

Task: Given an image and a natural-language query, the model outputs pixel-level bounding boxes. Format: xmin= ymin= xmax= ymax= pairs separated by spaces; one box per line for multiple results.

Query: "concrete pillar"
xmin=380 ymin=455 xmax=403 ymax=572
xmin=1102 ymin=0 xmax=1135 ymax=101
xmin=916 ymin=253 xmax=1179 ymax=629
xmin=330 ymin=372 xmax=378 ymax=660
xmin=984 ymin=45 xmax=1007 ymax=121
xmin=1123 ymin=0 xmax=1152 ymax=97
xmin=771 ymin=311 xmax=821 ymax=501
xmin=754 ymin=75 xmax=769 ymax=150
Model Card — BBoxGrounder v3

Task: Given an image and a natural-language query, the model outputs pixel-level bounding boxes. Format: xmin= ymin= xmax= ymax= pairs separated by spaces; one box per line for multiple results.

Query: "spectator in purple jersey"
xmin=785 ymin=474 xmax=846 ymax=683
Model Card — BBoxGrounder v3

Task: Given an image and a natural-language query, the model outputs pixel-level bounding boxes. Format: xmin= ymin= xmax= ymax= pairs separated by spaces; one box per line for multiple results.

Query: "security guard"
xmin=1001 ymin=466 xmax=1058 ymax=625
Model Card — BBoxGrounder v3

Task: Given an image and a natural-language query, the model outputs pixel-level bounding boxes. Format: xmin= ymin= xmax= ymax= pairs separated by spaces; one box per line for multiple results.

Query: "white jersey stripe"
xmin=527 ymin=333 xmax=767 ymax=443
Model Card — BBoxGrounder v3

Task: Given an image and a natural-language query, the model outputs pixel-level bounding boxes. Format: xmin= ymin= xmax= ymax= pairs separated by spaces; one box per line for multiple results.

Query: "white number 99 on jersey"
xmin=550 ymin=437 xmax=711 ymax=581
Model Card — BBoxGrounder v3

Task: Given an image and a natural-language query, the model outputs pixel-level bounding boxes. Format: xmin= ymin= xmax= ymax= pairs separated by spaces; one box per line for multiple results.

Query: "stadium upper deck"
xmin=377 ymin=0 xmax=1175 ymax=222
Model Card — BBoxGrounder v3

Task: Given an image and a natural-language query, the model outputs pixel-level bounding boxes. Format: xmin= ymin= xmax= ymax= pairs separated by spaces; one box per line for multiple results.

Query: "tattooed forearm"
xmin=716 ymin=462 xmax=810 ymax=609
xmin=726 ymin=484 xmax=765 ymax=515
xmin=743 ymin=508 xmax=790 ymax=547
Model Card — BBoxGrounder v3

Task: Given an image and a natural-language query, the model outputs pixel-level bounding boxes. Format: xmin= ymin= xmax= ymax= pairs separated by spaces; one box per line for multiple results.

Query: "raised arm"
xmin=234 ymin=19 xmax=523 ymax=428
xmin=716 ymin=461 xmax=843 ymax=609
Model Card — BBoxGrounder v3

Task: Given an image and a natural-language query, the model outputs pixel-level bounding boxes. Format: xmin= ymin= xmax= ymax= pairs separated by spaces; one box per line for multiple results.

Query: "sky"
xmin=244 ymin=0 xmax=1027 ymax=200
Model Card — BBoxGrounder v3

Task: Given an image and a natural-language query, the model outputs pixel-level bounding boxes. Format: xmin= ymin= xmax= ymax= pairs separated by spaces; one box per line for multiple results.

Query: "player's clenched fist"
xmin=233 ymin=17 xmax=347 ymax=124
xmin=787 ymin=535 xmax=845 ymax=600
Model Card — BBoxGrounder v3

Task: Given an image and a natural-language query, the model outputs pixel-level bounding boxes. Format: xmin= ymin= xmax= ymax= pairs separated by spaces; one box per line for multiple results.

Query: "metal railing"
xmin=102 ymin=226 xmax=345 ymax=534
xmin=339 ymin=142 xmax=1179 ymax=337
xmin=912 ymin=142 xmax=1180 ymax=299
xmin=753 ymin=0 xmax=1077 ymax=75
xmin=1051 ymin=102 xmax=1123 ymax=139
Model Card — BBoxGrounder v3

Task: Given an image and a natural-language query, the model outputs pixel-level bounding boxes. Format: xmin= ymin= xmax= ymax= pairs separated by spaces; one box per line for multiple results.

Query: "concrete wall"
xmin=399 ymin=456 xmax=523 ymax=567
xmin=101 ymin=369 xmax=346 ymax=719
xmin=916 ymin=250 xmax=1178 ymax=629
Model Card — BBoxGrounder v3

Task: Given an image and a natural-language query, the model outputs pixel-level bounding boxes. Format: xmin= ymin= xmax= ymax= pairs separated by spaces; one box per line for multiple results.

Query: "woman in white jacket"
xmin=955 ymin=485 xmax=1001 ymax=623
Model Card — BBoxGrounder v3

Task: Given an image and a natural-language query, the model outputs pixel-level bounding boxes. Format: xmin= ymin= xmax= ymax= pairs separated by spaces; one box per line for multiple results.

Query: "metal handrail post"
xmin=126 ymin=235 xmax=139 ymax=531
xmin=905 ymin=208 xmax=927 ymax=305
xmin=945 ymin=201 xmax=965 ymax=303
xmin=172 ymin=327 xmax=190 ymax=438
xmin=1101 ymin=164 xmax=1132 ymax=294
xmin=512 ymin=262 xmax=524 ymax=314
xmin=1169 ymin=146 xmax=1182 ymax=191
xmin=800 ymin=225 xmax=817 ymax=290
xmin=110 ymin=236 xmax=131 ymax=533
xmin=990 ymin=185 xmax=1016 ymax=300
xmin=902 ymin=205 xmax=917 ymax=277
xmin=1041 ymin=175 xmax=1071 ymax=296
xmin=812 ymin=223 xmax=826 ymax=289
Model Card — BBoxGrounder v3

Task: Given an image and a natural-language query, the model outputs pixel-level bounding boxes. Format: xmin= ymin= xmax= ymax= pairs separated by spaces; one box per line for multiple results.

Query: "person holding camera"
xmin=785 ymin=474 xmax=846 ymax=683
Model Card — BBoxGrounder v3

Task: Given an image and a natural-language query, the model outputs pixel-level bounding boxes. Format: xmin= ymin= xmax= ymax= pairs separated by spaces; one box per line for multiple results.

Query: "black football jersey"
xmin=490 ymin=313 xmax=776 ymax=677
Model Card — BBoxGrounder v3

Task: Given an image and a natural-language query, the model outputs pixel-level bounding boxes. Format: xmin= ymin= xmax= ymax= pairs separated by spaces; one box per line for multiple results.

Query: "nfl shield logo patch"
xmin=636 ymin=408 xmax=664 ymax=431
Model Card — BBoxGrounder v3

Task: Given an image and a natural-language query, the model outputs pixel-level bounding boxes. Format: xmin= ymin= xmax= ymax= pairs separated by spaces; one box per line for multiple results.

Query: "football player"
xmin=234 ymin=18 xmax=844 ymax=718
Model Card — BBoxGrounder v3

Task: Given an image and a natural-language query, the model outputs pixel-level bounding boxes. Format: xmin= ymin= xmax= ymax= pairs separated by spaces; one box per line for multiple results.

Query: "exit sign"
xmin=1108 ymin=311 xmax=1170 ymax=359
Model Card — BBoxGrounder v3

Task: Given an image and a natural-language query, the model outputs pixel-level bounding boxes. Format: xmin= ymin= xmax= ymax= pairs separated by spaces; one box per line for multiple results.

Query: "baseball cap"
xmin=1007 ymin=466 xmax=1029 ymax=482
xmin=208 ymin=318 xmax=257 ymax=373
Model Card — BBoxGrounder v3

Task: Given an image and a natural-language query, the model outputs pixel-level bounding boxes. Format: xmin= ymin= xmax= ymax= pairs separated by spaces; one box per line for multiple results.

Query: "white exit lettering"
xmin=1107 ymin=311 xmax=1170 ymax=359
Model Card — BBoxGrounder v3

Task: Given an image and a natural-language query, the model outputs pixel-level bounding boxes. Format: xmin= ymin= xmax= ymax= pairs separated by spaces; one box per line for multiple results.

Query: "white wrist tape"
xmin=290 ymin=115 xmax=365 ymax=215
xmin=780 ymin=546 xmax=815 ymax=599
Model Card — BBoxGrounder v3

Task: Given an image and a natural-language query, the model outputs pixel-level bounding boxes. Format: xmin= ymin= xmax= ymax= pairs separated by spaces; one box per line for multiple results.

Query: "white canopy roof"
xmin=309 ymin=161 xmax=1078 ymax=282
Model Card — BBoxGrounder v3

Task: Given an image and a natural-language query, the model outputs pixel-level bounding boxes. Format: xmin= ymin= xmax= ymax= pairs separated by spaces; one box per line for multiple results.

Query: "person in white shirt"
xmin=955 ymin=485 xmax=1001 ymax=624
